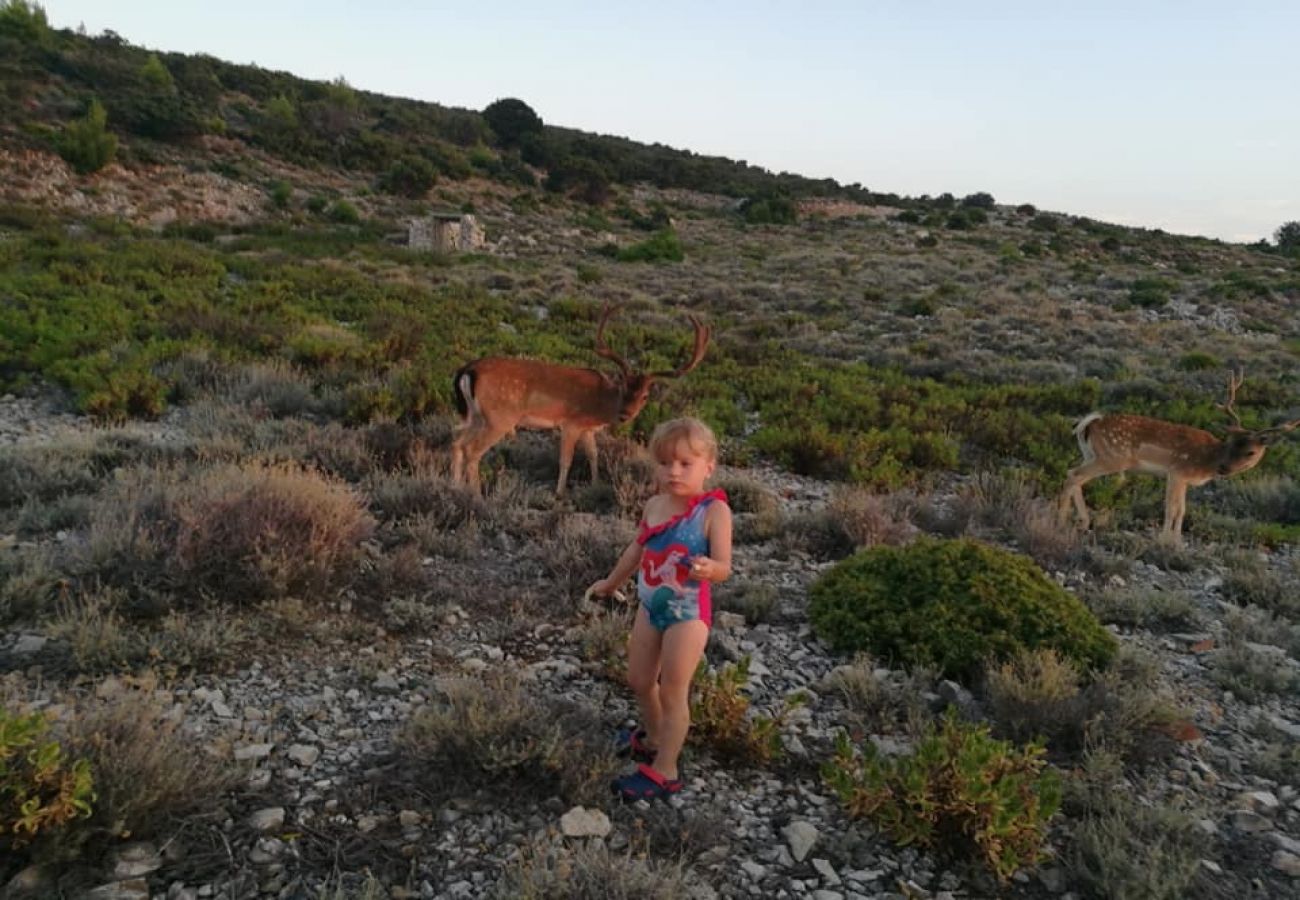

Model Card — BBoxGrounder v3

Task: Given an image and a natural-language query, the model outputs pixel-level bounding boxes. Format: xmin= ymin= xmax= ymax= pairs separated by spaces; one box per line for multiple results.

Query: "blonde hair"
xmin=648 ymin=417 xmax=718 ymax=463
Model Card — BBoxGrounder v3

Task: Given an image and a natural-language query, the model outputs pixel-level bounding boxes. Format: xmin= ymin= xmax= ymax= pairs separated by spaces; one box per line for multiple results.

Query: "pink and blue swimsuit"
xmin=636 ymin=489 xmax=727 ymax=631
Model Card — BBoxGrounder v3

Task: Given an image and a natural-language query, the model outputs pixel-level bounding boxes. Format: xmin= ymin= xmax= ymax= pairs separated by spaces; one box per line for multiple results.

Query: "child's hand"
xmin=689 ymin=556 xmax=717 ymax=581
xmin=588 ymin=578 xmax=617 ymax=597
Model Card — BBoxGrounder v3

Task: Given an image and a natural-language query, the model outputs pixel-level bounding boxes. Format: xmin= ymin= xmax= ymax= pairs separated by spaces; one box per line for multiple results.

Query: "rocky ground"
xmin=3 ymin=388 xmax=1300 ymax=900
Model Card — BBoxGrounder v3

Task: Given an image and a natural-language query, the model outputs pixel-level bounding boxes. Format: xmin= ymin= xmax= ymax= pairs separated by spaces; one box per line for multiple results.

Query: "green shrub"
xmin=0 ymin=0 xmax=51 ymax=44
xmin=808 ymin=538 xmax=1117 ymax=682
xmin=57 ymin=99 xmax=118 ymax=175
xmin=689 ymin=657 xmax=800 ymax=765
xmin=741 ymin=192 xmax=797 ymax=225
xmin=1128 ymin=277 xmax=1176 ymax=309
xmin=615 ymin=229 xmax=683 ymax=263
xmin=1176 ymin=351 xmax=1220 ymax=371
xmin=268 ymin=180 xmax=292 ymax=209
xmin=377 ymin=155 xmax=437 ymax=198
xmin=823 ymin=709 xmax=1061 ymax=883
xmin=1 ymin=711 xmax=95 ymax=854
xmin=328 ymin=199 xmax=361 ymax=224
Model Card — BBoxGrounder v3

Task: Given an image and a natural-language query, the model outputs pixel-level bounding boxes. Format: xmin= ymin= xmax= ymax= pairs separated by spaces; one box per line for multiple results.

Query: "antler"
xmin=593 ymin=302 xmax=632 ymax=380
xmin=650 ymin=314 xmax=711 ymax=379
xmin=1256 ymin=417 xmax=1300 ymax=438
xmin=1217 ymin=367 xmax=1245 ymax=431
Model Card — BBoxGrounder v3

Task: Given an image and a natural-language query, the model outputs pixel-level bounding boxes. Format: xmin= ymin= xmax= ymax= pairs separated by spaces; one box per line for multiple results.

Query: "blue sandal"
xmin=612 ymin=763 xmax=683 ymax=802
xmin=614 ymin=726 xmax=657 ymax=764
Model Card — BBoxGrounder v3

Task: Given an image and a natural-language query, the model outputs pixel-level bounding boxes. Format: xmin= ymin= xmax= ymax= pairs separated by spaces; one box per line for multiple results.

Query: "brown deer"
xmin=1057 ymin=371 xmax=1300 ymax=542
xmin=450 ymin=305 xmax=710 ymax=495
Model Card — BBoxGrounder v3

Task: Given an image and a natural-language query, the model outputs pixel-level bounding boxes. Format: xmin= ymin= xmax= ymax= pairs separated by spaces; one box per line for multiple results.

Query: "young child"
xmin=588 ymin=417 xmax=733 ymax=801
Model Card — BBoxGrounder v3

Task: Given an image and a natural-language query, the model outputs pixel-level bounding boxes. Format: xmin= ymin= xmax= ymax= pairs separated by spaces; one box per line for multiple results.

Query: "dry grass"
xmin=1219 ymin=551 xmax=1300 ymax=622
xmin=82 ymin=461 xmax=374 ymax=608
xmin=827 ymin=487 xmax=918 ymax=549
xmin=716 ymin=580 xmax=779 ymax=625
xmin=396 ymin=674 xmax=620 ymax=806
xmin=820 ymin=655 xmax=933 ymax=736
xmin=984 ymin=647 xmax=1192 ymax=762
xmin=712 ymin=472 xmax=782 ymax=543
xmin=955 ymin=469 xmax=1083 ymax=566
xmin=780 ymin=489 xmax=916 ymax=560
xmin=530 ymin=512 xmax=635 ymax=602
xmin=1084 ymin=586 xmax=1202 ymax=631
xmin=27 ymin=676 xmax=240 ymax=867
xmin=1063 ymin=750 xmax=1208 ymax=900
xmin=494 ymin=839 xmax=693 ymax=900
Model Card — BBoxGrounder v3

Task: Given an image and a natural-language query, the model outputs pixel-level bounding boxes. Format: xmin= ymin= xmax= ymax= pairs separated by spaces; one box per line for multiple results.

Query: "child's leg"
xmin=647 ymin=619 xmax=709 ymax=781
xmin=626 ymin=606 xmax=665 ymax=747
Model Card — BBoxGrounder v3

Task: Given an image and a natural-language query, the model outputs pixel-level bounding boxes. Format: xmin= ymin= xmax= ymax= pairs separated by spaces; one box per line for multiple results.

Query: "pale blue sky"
xmin=39 ymin=1 xmax=1300 ymax=243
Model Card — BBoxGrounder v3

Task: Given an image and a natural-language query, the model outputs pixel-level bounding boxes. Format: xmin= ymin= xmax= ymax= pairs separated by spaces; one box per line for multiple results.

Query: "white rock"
xmin=111 ymin=842 xmax=162 ymax=879
xmin=812 ymin=858 xmax=841 ymax=885
xmin=233 ymin=743 xmax=274 ymax=761
xmin=1239 ymin=790 xmax=1281 ymax=814
xmin=781 ymin=820 xmax=819 ymax=862
xmin=248 ymin=807 xmax=285 ymax=833
xmin=559 ymin=806 xmax=611 ymax=838
xmin=1272 ymin=850 xmax=1300 ymax=877
xmin=287 ymin=744 xmax=320 ymax=767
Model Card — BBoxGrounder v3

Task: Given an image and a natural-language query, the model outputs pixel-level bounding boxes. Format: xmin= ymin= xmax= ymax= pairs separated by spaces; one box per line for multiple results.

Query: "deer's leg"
xmin=556 ymin=426 xmax=582 ymax=495
xmin=1162 ymin=476 xmax=1189 ymax=543
xmin=581 ymin=431 xmax=599 ymax=485
xmin=1059 ymin=460 xmax=1125 ymax=529
xmin=450 ymin=420 xmax=470 ymax=486
xmin=1058 ymin=466 xmax=1096 ymax=528
xmin=460 ymin=421 xmax=511 ymax=496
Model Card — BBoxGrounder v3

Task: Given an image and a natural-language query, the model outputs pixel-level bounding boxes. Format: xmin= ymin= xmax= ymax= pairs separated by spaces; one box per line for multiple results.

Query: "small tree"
xmin=58 ymin=99 xmax=118 ymax=175
xmin=139 ymin=53 xmax=175 ymax=92
xmin=377 ymin=155 xmax=436 ymax=198
xmin=0 ymin=0 xmax=50 ymax=44
xmin=483 ymin=97 xmax=543 ymax=148
xmin=1275 ymin=221 xmax=1300 ymax=254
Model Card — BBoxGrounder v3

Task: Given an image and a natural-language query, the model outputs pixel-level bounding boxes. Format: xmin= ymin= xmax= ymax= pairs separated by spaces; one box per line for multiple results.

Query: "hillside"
xmin=3 ymin=6 xmax=1300 ymax=900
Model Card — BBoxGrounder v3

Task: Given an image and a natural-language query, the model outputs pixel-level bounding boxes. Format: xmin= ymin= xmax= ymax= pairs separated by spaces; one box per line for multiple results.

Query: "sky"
xmin=37 ymin=1 xmax=1300 ymax=244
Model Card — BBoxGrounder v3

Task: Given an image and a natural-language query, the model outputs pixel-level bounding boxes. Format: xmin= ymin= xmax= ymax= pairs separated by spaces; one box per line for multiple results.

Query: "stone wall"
xmin=408 ymin=214 xmax=485 ymax=252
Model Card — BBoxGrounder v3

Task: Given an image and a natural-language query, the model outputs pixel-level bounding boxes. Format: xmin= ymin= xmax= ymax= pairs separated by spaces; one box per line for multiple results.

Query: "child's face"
xmin=656 ymin=439 xmax=715 ymax=497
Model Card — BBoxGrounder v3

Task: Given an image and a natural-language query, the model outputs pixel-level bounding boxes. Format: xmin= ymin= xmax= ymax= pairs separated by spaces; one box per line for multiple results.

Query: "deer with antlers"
xmin=450 ymin=305 xmax=711 ymax=495
xmin=1057 ymin=370 xmax=1300 ymax=543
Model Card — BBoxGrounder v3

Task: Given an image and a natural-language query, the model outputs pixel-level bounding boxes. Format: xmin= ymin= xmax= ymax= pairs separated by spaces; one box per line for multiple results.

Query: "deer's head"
xmin=594 ymin=303 xmax=710 ymax=424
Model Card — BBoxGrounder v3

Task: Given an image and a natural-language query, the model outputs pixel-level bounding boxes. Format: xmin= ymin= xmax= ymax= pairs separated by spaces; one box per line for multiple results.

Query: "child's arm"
xmin=589 ymin=538 xmax=643 ymax=596
xmin=689 ymin=502 xmax=733 ymax=583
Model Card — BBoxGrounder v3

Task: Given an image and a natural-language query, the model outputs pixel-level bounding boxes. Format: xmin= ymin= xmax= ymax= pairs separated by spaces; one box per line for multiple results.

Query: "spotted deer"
xmin=1058 ymin=371 xmax=1300 ymax=542
xmin=450 ymin=305 xmax=710 ymax=495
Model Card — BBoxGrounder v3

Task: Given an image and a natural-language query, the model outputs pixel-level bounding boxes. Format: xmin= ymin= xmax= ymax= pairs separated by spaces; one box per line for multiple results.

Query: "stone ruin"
xmin=407 ymin=212 xmax=485 ymax=253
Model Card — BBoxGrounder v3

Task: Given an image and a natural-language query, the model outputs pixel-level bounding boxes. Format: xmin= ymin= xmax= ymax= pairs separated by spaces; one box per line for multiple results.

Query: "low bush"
xmin=689 ymin=656 xmax=800 ymax=766
xmin=809 ymin=538 xmax=1117 ymax=683
xmin=396 ymin=675 xmax=618 ymax=805
xmin=55 ymin=682 xmax=237 ymax=861
xmin=83 ymin=462 xmax=374 ymax=609
xmin=823 ymin=709 xmax=1061 ymax=882
xmin=1063 ymin=751 xmax=1206 ymax=900
xmin=496 ymin=840 xmax=692 ymax=900
xmin=615 ymin=229 xmax=683 ymax=263
xmin=1 ymin=711 xmax=94 ymax=866
xmin=984 ymin=647 xmax=1191 ymax=762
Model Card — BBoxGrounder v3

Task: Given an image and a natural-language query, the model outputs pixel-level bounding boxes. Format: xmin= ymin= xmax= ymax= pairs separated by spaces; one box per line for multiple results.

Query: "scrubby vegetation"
xmin=0 ymin=7 xmax=1298 ymax=897
xmin=808 ymin=538 xmax=1117 ymax=681
xmin=823 ymin=710 xmax=1061 ymax=882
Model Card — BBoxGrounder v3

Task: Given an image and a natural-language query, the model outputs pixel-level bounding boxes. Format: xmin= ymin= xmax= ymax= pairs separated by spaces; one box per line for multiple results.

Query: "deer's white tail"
xmin=1073 ymin=412 xmax=1104 ymax=463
